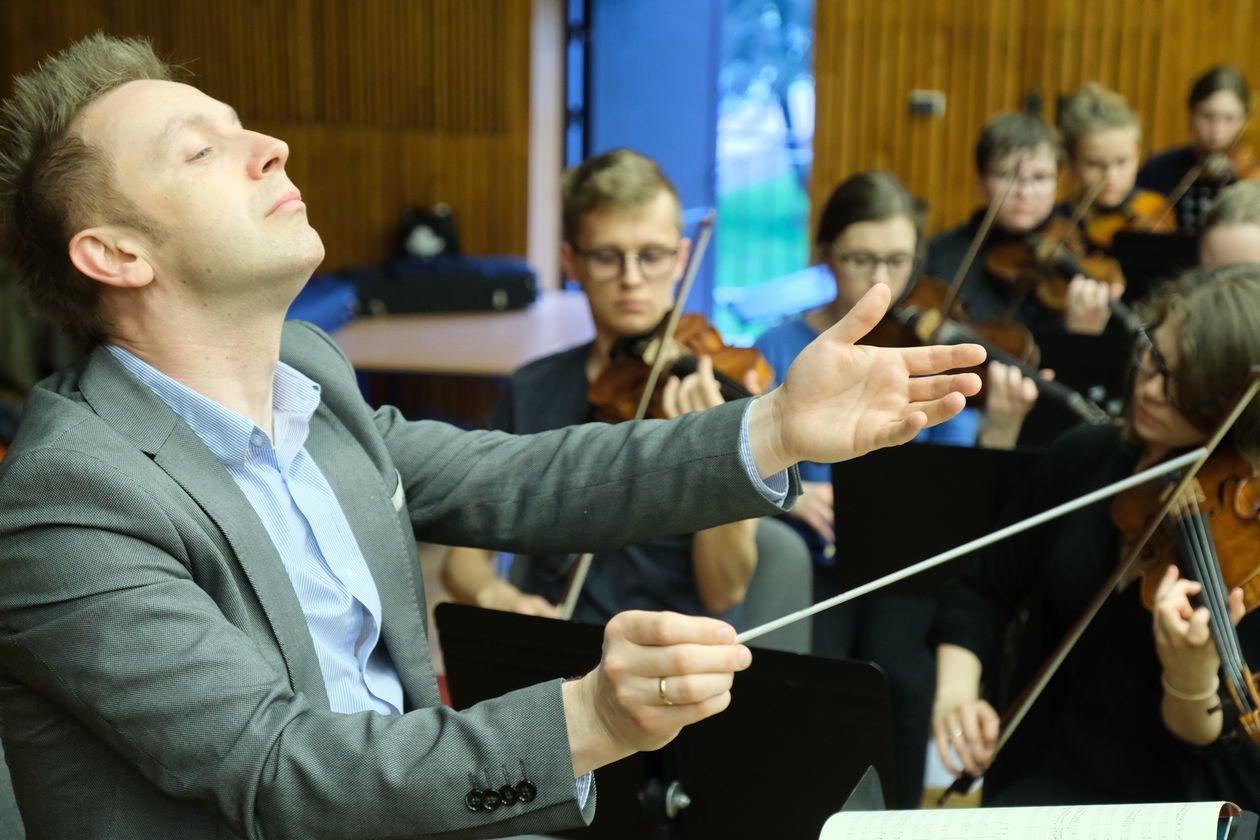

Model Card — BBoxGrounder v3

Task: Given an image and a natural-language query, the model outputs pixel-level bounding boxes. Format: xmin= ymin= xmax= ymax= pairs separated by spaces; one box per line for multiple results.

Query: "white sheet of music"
xmin=820 ymin=801 xmax=1237 ymax=840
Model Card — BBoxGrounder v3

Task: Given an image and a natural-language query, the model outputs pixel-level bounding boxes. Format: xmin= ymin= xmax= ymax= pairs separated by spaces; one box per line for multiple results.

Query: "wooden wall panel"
xmin=813 ymin=0 xmax=1260 ymax=239
xmin=0 ymin=0 xmax=533 ymax=271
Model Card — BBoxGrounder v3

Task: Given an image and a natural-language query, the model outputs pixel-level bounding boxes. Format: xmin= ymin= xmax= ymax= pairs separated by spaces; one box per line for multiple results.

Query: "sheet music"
xmin=820 ymin=801 xmax=1236 ymax=840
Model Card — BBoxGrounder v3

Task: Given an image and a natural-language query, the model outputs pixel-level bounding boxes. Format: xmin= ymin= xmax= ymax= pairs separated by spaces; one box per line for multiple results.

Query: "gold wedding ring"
xmin=659 ymin=677 xmax=673 ymax=706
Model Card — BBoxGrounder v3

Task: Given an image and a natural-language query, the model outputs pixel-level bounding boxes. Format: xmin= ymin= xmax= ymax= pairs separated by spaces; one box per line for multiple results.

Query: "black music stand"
xmin=436 ymin=602 xmax=896 ymax=839
xmin=1018 ymin=329 xmax=1133 ymax=446
xmin=830 ymin=442 xmax=1042 ymax=598
xmin=1109 ymin=231 xmax=1198 ymax=302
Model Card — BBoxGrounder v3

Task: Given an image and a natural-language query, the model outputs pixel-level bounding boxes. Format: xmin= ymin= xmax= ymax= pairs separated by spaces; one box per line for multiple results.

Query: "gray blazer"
xmin=0 ymin=321 xmax=795 ymax=840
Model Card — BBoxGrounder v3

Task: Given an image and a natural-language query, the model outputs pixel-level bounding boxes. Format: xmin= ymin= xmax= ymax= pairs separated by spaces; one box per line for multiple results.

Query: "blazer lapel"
xmin=78 ymin=347 xmax=332 ymax=707
xmin=305 ymin=404 xmax=438 ymax=708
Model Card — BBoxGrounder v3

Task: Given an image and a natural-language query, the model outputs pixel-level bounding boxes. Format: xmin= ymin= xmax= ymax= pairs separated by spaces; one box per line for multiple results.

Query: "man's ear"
xmin=68 ymin=228 xmax=154 ymax=289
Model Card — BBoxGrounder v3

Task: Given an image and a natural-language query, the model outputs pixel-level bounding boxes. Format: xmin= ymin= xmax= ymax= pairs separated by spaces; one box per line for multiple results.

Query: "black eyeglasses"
xmin=1132 ymin=328 xmax=1177 ymax=406
xmin=575 ymin=247 xmax=680 ymax=283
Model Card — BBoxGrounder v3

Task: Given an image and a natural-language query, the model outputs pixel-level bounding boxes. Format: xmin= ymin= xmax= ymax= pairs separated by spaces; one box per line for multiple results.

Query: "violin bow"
xmin=557 ymin=211 xmax=718 ymax=621
xmin=939 ymin=364 xmax=1260 ymax=802
xmin=1155 ymin=116 xmax=1254 ymax=232
xmin=929 ymin=160 xmax=1022 ymax=342
xmin=725 ymin=367 xmax=1258 ymax=791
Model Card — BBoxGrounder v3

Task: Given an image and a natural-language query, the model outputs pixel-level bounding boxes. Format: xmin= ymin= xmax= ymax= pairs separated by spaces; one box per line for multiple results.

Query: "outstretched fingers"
xmin=826 ymin=283 xmax=893 ymax=345
xmin=900 ymin=342 xmax=988 ymax=378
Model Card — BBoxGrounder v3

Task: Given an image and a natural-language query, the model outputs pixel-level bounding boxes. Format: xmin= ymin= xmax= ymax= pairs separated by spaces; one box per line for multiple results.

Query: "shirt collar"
xmin=105 ymin=344 xmax=321 ymax=469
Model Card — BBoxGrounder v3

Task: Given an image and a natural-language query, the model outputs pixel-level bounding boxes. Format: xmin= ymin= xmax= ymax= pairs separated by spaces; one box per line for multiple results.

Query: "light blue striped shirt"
xmin=106 ymin=345 xmax=404 ymax=715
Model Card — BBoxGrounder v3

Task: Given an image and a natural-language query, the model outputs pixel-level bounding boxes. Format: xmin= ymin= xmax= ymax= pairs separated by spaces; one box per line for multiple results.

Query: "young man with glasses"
xmin=442 ymin=148 xmax=808 ymax=630
xmin=924 ymin=112 xmax=1115 ymax=337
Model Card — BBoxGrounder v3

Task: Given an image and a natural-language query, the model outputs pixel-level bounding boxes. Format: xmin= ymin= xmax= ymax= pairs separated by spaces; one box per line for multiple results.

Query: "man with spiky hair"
xmin=0 ymin=34 xmax=982 ymax=838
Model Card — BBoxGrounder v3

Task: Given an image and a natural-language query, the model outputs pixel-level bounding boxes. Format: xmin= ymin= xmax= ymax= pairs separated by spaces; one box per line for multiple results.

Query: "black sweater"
xmin=931 ymin=424 xmax=1260 ymax=809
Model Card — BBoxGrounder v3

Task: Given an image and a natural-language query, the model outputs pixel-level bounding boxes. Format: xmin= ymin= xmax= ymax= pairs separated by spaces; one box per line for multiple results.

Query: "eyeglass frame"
xmin=1132 ymin=326 xmax=1178 ymax=407
xmin=573 ymin=246 xmax=682 ymax=283
xmin=982 ymin=168 xmax=1059 ymax=190
xmin=829 ymin=247 xmax=919 ymax=278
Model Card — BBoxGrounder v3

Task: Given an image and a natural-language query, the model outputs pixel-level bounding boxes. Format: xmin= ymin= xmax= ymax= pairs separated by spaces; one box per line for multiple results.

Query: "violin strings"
xmin=1174 ymin=494 xmax=1250 ymax=711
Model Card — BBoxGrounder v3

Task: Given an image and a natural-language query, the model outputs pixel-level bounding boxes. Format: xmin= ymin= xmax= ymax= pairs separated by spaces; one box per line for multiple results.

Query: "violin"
xmin=586 ymin=312 xmax=773 ymax=422
xmin=865 ymin=275 xmax=1110 ymax=424
xmin=1083 ymin=190 xmax=1177 ymax=250
xmin=985 ymin=215 xmax=1143 ymax=333
xmin=1111 ymin=447 xmax=1260 ymax=742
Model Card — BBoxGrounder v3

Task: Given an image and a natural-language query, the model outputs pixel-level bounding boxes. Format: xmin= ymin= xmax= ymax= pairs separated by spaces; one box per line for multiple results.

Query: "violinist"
xmin=924 ymin=112 xmax=1116 ymax=337
xmin=930 ymin=264 xmax=1260 ymax=809
xmin=1200 ymin=180 xmax=1260 ymax=268
xmin=442 ymin=148 xmax=809 ymax=627
xmin=1057 ymin=82 xmax=1174 ymax=252
xmin=754 ymin=171 xmax=1039 ymax=808
xmin=1137 ymin=64 xmax=1253 ymax=233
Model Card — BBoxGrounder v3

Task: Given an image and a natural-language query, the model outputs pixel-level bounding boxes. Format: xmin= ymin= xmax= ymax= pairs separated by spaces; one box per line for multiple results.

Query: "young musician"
xmin=754 ymin=171 xmax=1039 ymax=808
xmin=1056 ymin=82 xmax=1174 ymax=251
xmin=1199 ymin=180 xmax=1260 ymax=268
xmin=0 ymin=35 xmax=985 ymax=837
xmin=1137 ymin=65 xmax=1253 ymax=233
xmin=930 ymin=265 xmax=1260 ymax=809
xmin=442 ymin=149 xmax=808 ymax=627
xmin=925 ymin=112 xmax=1117 ymax=337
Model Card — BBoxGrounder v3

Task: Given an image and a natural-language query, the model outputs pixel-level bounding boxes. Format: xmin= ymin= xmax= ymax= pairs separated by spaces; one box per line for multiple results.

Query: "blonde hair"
xmin=0 ymin=33 xmax=173 ymax=348
xmin=1058 ymin=82 xmax=1141 ymax=156
xmin=561 ymin=148 xmax=682 ymax=244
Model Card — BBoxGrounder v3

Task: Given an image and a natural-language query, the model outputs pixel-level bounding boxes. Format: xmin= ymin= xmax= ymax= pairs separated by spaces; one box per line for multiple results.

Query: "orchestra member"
xmin=1057 ymin=82 xmax=1174 ymax=253
xmin=925 ymin=112 xmax=1115 ymax=337
xmin=755 ymin=171 xmax=1037 ymax=807
xmin=1137 ymin=64 xmax=1253 ymax=233
xmin=931 ymin=264 xmax=1260 ymax=810
xmin=442 ymin=148 xmax=809 ymax=630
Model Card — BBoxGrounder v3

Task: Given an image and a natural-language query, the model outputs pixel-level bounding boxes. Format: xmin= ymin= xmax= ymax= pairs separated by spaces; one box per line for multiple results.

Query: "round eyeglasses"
xmin=576 ymin=247 xmax=680 ymax=283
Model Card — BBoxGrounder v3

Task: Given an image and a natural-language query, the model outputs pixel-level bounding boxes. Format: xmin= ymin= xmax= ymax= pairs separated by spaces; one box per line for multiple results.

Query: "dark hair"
xmin=973 ymin=112 xmax=1063 ymax=174
xmin=814 ymin=171 xmax=925 ymax=248
xmin=1188 ymin=64 xmax=1251 ymax=113
xmin=561 ymin=148 xmax=681 ymax=245
xmin=1131 ymin=263 xmax=1260 ymax=467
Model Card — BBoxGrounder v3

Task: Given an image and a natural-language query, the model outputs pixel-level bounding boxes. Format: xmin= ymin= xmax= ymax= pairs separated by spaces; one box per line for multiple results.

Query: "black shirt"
xmin=1137 ymin=145 xmax=1228 ymax=234
xmin=931 ymin=424 xmax=1260 ymax=809
xmin=924 ymin=210 xmax=1066 ymax=338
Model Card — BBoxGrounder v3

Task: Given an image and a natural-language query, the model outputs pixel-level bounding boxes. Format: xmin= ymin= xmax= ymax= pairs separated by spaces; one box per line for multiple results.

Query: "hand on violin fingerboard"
xmin=1152 ymin=565 xmax=1244 ymax=746
xmin=745 ymin=283 xmax=985 ymax=476
xmin=1064 ymin=275 xmax=1120 ymax=335
xmin=660 ymin=355 xmax=760 ymax=417
xmin=979 ymin=361 xmax=1042 ymax=449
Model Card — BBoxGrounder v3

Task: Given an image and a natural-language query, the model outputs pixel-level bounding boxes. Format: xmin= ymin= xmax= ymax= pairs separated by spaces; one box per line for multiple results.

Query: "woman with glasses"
xmin=930 ymin=264 xmax=1260 ymax=810
xmin=753 ymin=170 xmax=1039 ymax=808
